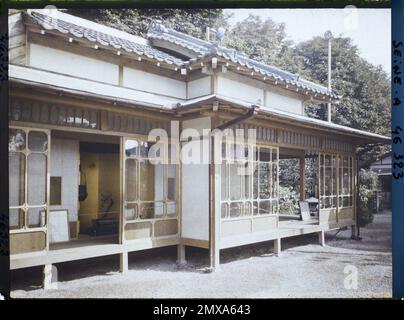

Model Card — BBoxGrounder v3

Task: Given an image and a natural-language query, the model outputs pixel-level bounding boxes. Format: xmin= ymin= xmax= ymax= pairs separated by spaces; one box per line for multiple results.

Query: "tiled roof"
xmin=26 ymin=10 xmax=335 ymax=98
xmin=148 ymin=21 xmax=335 ymax=98
xmin=27 ymin=11 xmax=185 ymax=65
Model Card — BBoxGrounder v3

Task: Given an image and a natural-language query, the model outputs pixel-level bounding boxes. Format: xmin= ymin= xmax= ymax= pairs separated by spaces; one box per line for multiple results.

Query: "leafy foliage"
xmin=358 ymin=169 xmax=380 ymax=227
xmin=66 ymin=9 xmax=229 ymax=39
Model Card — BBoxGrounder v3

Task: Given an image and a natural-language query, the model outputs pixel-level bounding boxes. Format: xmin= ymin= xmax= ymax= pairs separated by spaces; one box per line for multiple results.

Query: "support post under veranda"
xmin=318 ymin=230 xmax=325 ymax=247
xmin=120 ymin=251 xmax=128 ymax=274
xmin=177 ymin=244 xmax=187 ymax=265
xmin=274 ymin=238 xmax=281 ymax=256
xmin=43 ymin=264 xmax=58 ymax=290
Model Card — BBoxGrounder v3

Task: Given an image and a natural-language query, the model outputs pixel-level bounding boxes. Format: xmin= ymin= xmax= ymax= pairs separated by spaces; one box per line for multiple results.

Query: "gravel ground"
xmin=11 ymin=211 xmax=392 ymax=298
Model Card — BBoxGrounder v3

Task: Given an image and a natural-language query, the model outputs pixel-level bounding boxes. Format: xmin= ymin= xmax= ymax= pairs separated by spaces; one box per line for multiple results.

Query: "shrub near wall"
xmin=358 ymin=169 xmax=380 ymax=227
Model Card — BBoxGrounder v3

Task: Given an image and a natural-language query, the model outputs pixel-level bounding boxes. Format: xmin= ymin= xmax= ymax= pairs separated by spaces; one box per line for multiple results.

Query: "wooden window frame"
xmin=220 ymin=139 xmax=279 ymax=221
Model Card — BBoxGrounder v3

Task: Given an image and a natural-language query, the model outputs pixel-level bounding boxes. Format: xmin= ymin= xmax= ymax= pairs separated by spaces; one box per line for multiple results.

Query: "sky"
xmin=224 ymin=8 xmax=391 ymax=74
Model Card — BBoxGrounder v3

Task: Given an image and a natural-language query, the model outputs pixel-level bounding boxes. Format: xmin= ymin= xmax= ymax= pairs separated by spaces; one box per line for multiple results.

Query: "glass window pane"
xmin=253 ymin=201 xmax=259 ymax=215
xmin=221 ymin=142 xmax=227 ymax=160
xmin=125 ymin=159 xmax=138 ymax=201
xmin=259 ymin=147 xmax=271 ymax=162
xmin=124 ymin=203 xmax=137 ymax=220
xmin=325 ymin=167 xmax=332 ymax=196
xmin=139 ymin=161 xmax=164 ymax=202
xmin=167 ymin=202 xmax=176 ymax=217
xmin=140 ymin=141 xmax=154 ymax=158
xmin=28 ymin=131 xmax=48 ymax=152
xmin=244 ymin=162 xmax=251 ymax=199
xmin=125 ymin=139 xmax=138 ymax=157
xmin=221 ymin=162 xmax=228 ymax=200
xmin=229 ymin=163 xmax=242 ymax=200
xmin=50 ymin=176 xmax=62 ymax=205
xmin=259 ymin=200 xmax=271 ymax=215
xmin=343 ymin=167 xmax=349 ymax=194
xmin=27 ymin=153 xmax=47 ymax=206
xmin=253 ymin=163 xmax=259 ymax=199
xmin=221 ymin=203 xmax=228 ymax=218
xmin=139 ymin=202 xmax=155 ymax=219
xmin=9 ymin=129 xmax=26 ymax=152
xmin=271 ymin=200 xmax=278 ymax=214
xmin=9 ymin=152 xmax=25 ymax=206
xmin=28 ymin=207 xmax=46 ymax=228
xmin=271 ymin=163 xmax=278 ymax=199
xmin=244 ymin=202 xmax=252 ymax=216
xmin=10 ymin=208 xmax=24 ymax=230
xmin=234 ymin=143 xmax=245 ymax=160
xmin=229 ymin=202 xmax=242 ymax=218
xmin=259 ymin=162 xmax=270 ymax=199
xmin=167 ymin=164 xmax=176 ymax=201
xmin=325 ymin=155 xmax=331 ymax=166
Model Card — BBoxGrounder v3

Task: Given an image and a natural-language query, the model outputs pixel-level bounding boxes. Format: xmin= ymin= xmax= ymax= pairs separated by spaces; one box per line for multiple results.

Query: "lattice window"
xmin=221 ymin=139 xmax=279 ymax=220
xmin=319 ymin=154 xmax=337 ymax=209
xmin=9 ymin=127 xmax=50 ymax=230
xmin=339 ymin=156 xmax=354 ymax=208
xmin=123 ymin=138 xmax=178 ymax=222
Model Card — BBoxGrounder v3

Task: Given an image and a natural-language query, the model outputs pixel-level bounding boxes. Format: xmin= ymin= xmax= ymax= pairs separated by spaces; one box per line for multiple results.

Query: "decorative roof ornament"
xmin=148 ymin=20 xmax=167 ymax=34
xmin=207 ymin=27 xmax=226 ymax=47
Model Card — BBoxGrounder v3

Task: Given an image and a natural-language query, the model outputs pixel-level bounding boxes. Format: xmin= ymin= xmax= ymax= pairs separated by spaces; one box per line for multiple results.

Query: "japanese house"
xmin=8 ymin=9 xmax=390 ymax=287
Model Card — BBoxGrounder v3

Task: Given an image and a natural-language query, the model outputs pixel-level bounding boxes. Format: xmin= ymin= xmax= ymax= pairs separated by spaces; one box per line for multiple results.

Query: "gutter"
xmin=214 ymin=104 xmax=260 ymax=131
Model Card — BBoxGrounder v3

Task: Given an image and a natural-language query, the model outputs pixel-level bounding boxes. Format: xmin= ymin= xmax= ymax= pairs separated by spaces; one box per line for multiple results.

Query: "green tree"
xmin=66 ymin=9 xmax=229 ymax=39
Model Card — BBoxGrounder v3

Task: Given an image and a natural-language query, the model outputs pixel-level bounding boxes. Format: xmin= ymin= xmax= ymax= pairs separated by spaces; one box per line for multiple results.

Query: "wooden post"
xmin=318 ymin=230 xmax=325 ymax=247
xmin=209 ymin=132 xmax=221 ymax=271
xmin=300 ymin=155 xmax=305 ymax=201
xmin=43 ymin=264 xmax=58 ymax=290
xmin=177 ymin=244 xmax=187 ymax=265
xmin=274 ymin=238 xmax=281 ymax=256
xmin=120 ymin=251 xmax=128 ymax=274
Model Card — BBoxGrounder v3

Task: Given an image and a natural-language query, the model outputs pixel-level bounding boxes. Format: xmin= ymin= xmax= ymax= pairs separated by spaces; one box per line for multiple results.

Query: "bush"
xmin=358 ymin=169 xmax=380 ymax=227
xmin=279 ymin=185 xmax=300 ymax=214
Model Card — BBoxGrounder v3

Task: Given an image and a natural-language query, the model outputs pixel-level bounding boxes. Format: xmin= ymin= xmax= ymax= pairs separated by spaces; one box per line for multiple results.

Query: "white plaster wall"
xmin=182 ymin=116 xmax=211 ymax=136
xmin=187 ymin=77 xmax=211 ymax=99
xmin=181 ymin=117 xmax=211 ymax=241
xmin=181 ymin=161 xmax=209 ymax=241
xmin=50 ymin=138 xmax=80 ymax=221
xmin=29 ymin=43 xmax=119 ymax=85
xmin=265 ymin=88 xmax=303 ymax=115
xmin=123 ymin=67 xmax=186 ymax=99
xmin=217 ymin=75 xmax=263 ymax=104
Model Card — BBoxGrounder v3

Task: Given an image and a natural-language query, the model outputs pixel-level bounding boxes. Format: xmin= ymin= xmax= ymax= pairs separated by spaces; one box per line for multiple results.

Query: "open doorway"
xmin=78 ymin=142 xmax=120 ymax=239
xmin=48 ymin=131 xmax=120 ymax=250
xmin=278 ymin=148 xmax=319 ymax=222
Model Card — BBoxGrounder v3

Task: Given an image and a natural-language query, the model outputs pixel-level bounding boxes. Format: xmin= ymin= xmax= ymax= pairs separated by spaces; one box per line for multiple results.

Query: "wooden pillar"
xmin=209 ymin=132 xmax=221 ymax=271
xmin=177 ymin=244 xmax=187 ymax=265
xmin=300 ymin=155 xmax=305 ymax=201
xmin=318 ymin=230 xmax=325 ymax=247
xmin=120 ymin=251 xmax=128 ymax=274
xmin=43 ymin=264 xmax=58 ymax=290
xmin=274 ymin=238 xmax=281 ymax=256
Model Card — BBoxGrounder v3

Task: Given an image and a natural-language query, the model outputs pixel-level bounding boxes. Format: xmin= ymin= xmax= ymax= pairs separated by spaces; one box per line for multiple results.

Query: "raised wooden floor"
xmin=10 ymin=234 xmax=179 ymax=270
xmin=10 ymin=220 xmax=353 ymax=270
